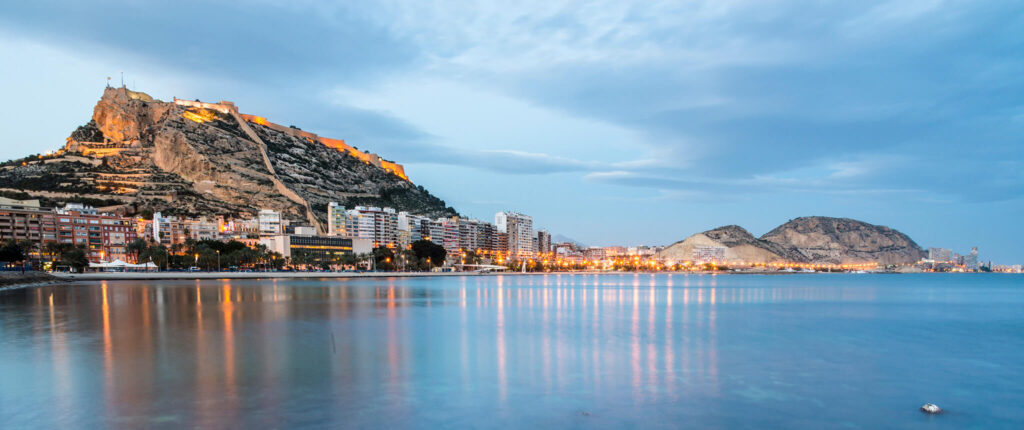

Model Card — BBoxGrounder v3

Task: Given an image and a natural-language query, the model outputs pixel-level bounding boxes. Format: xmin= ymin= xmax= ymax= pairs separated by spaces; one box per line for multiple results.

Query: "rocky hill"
xmin=0 ymin=86 xmax=457 ymax=231
xmin=657 ymin=217 xmax=923 ymax=265
xmin=761 ymin=217 xmax=924 ymax=265
xmin=657 ymin=225 xmax=807 ymax=264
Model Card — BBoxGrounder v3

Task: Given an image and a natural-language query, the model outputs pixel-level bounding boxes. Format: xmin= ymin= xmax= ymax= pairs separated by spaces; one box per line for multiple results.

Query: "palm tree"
xmin=43 ymin=242 xmax=68 ymax=265
xmin=127 ymin=238 xmax=147 ymax=263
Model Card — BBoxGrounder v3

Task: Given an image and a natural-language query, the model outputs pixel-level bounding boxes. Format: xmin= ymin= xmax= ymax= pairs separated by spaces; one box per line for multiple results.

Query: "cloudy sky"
xmin=1 ymin=0 xmax=1022 ymax=262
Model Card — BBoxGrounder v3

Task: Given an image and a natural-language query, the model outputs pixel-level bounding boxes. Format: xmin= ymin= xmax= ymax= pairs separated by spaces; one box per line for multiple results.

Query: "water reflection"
xmin=1 ymin=274 xmax=970 ymax=429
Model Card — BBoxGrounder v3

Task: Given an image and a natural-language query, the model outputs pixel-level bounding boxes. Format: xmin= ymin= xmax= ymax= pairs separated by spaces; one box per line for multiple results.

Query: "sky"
xmin=1 ymin=0 xmax=1022 ymax=262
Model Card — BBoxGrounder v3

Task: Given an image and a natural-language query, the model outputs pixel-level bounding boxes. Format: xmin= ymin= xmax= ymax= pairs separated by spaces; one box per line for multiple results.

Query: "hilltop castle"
xmin=172 ymin=97 xmax=408 ymax=181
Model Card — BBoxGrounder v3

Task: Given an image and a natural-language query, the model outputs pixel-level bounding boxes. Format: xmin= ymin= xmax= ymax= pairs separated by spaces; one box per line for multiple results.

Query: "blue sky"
xmin=1 ymin=1 xmax=1022 ymax=262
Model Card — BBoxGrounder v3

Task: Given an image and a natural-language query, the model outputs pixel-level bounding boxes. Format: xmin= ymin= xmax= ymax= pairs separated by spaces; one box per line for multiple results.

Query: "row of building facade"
xmin=927 ymin=246 xmax=981 ymax=270
xmin=0 ymin=196 xmax=554 ymax=265
xmin=0 ymin=198 xmax=137 ymax=263
xmin=327 ymin=203 xmax=549 ymax=260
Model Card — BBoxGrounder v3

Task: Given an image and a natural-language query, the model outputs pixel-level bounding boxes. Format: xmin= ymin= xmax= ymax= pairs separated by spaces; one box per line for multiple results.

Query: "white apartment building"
xmin=327 ymin=202 xmax=347 ymax=236
xmin=344 ymin=206 xmax=398 ymax=247
xmin=258 ymin=209 xmax=283 ymax=236
xmin=495 ymin=211 xmax=533 ymax=258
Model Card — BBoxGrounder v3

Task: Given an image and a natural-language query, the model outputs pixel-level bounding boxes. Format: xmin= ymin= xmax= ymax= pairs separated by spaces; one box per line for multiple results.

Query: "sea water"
xmin=1 ymin=274 xmax=1022 ymax=429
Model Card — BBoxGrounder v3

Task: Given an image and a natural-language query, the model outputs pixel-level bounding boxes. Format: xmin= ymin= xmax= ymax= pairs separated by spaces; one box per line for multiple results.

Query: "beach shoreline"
xmin=46 ymin=269 xmax=878 ymax=283
xmin=0 ymin=271 xmax=69 ymax=293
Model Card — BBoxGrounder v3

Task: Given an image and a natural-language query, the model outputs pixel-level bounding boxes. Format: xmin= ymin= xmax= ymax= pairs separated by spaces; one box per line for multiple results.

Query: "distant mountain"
xmin=761 ymin=216 xmax=924 ymax=265
xmin=657 ymin=217 xmax=924 ymax=264
xmin=657 ymin=225 xmax=806 ymax=263
xmin=0 ymin=87 xmax=457 ymax=232
xmin=551 ymin=233 xmax=587 ymax=248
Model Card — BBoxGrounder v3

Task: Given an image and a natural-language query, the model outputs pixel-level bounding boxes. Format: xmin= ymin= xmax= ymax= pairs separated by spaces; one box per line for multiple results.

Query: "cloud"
xmin=0 ymin=1 xmax=418 ymax=84
xmin=3 ymin=0 xmax=1024 ymax=258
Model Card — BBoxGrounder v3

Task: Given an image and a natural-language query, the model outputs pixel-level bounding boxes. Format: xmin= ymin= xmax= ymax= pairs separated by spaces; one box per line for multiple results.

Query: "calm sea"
xmin=1 ymin=274 xmax=1022 ymax=429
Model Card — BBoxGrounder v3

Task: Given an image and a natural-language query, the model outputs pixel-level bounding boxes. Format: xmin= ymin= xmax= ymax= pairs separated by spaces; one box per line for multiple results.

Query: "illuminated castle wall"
xmin=172 ymin=99 xmax=409 ymax=181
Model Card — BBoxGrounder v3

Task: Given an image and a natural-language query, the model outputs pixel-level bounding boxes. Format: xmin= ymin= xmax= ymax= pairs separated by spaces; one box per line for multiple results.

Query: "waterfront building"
xmin=554 ymin=242 xmax=577 ymax=256
xmin=426 ymin=219 xmax=444 ymax=244
xmin=536 ymin=230 xmax=551 ymax=255
xmin=344 ymin=208 xmax=374 ymax=241
xmin=0 ymin=197 xmax=56 ymax=249
xmin=458 ymin=218 xmax=475 ymax=251
xmin=398 ymin=211 xmax=434 ymax=247
xmin=220 ymin=216 xmax=260 ymax=238
xmin=604 ymin=246 xmax=627 ymax=257
xmin=184 ymin=217 xmax=220 ymax=241
xmin=964 ymin=247 xmax=979 ymax=270
xmin=584 ymin=247 xmax=607 ymax=261
xmin=495 ymin=232 xmax=508 ymax=255
xmin=693 ymin=246 xmax=726 ymax=263
xmin=495 ymin=211 xmax=534 ymax=258
xmin=479 ymin=222 xmax=500 ymax=253
xmin=397 ymin=229 xmax=412 ymax=249
xmin=291 ymin=226 xmax=317 ymax=235
xmin=258 ymin=209 xmax=283 ymax=236
xmin=627 ymin=246 xmax=661 ymax=257
xmin=327 ymin=202 xmax=347 ymax=236
xmin=441 ymin=217 xmax=460 ymax=253
xmin=142 ymin=213 xmax=188 ymax=246
xmin=343 ymin=206 xmax=398 ymax=247
xmin=55 ymin=204 xmax=137 ymax=263
xmin=928 ymin=247 xmax=953 ymax=262
xmin=260 ymin=234 xmax=372 ymax=261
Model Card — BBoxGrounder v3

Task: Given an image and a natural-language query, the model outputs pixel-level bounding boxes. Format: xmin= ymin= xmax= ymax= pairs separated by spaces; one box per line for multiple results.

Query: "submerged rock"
xmin=920 ymin=403 xmax=942 ymax=414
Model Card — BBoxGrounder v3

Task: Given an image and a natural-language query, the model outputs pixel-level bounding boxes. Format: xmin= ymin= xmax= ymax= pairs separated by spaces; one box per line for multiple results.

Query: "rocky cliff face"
xmin=657 ymin=225 xmax=807 ymax=263
xmin=658 ymin=217 xmax=923 ymax=264
xmin=0 ymin=87 xmax=457 ymax=227
xmin=760 ymin=217 xmax=924 ymax=264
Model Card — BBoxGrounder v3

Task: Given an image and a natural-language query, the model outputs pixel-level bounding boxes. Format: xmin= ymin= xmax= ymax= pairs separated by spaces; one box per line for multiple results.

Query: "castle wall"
xmin=173 ymin=98 xmax=237 ymax=114
xmin=190 ymin=100 xmax=409 ymax=181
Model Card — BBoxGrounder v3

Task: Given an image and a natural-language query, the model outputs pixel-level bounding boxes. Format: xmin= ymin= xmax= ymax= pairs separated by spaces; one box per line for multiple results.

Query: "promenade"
xmin=50 ymin=271 xmax=495 ymax=281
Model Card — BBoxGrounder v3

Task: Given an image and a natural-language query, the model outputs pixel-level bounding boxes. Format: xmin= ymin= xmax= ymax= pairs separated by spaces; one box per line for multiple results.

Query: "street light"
xmin=216 ymin=250 xmax=221 ymax=272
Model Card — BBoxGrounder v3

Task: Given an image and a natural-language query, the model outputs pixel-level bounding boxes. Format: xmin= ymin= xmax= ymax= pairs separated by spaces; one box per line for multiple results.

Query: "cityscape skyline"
xmin=3 ymin=196 xmax=1015 ymax=273
xmin=1 ymin=1 xmax=1022 ymax=261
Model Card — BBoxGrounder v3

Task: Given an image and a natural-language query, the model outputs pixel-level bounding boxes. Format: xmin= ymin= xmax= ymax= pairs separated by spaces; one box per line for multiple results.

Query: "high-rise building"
xmin=426 ymin=219 xmax=444 ymax=244
xmin=398 ymin=212 xmax=433 ymax=246
xmin=258 ymin=209 xmax=283 ymax=236
xmin=441 ymin=217 xmax=460 ymax=253
xmin=327 ymin=202 xmax=347 ymax=236
xmin=928 ymin=247 xmax=953 ymax=262
xmin=536 ymin=230 xmax=551 ymax=255
xmin=964 ymin=247 xmax=979 ymax=270
xmin=344 ymin=206 xmax=398 ymax=247
xmin=495 ymin=211 xmax=533 ymax=258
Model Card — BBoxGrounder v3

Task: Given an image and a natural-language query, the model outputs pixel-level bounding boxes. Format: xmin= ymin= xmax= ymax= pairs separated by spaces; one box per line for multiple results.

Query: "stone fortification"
xmin=0 ymin=86 xmax=455 ymax=226
xmin=236 ymin=113 xmax=408 ymax=181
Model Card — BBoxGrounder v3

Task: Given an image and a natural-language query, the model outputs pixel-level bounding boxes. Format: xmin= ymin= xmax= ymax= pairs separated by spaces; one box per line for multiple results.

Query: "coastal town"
xmin=1 ymin=196 xmax=1018 ymax=274
xmin=0 ymin=86 xmax=1018 ymax=275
